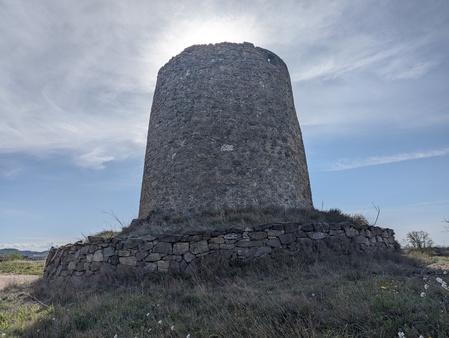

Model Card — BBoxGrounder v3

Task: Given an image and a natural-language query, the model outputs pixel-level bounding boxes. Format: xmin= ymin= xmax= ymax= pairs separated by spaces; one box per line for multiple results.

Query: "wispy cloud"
xmin=0 ymin=241 xmax=61 ymax=251
xmin=330 ymin=147 xmax=449 ymax=171
xmin=0 ymin=0 xmax=448 ymax=170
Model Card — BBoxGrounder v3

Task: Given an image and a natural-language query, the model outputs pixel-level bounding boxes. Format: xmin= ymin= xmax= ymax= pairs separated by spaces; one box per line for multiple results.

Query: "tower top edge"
xmin=160 ymin=42 xmax=286 ymax=71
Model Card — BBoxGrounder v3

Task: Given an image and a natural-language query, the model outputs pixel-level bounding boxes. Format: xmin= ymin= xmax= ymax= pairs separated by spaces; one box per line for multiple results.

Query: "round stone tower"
xmin=138 ymin=42 xmax=313 ymax=220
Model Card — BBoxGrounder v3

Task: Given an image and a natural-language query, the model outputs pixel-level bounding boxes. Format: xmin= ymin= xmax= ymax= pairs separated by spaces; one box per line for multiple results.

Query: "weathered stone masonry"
xmin=139 ymin=42 xmax=313 ymax=220
xmin=44 ymin=222 xmax=396 ymax=280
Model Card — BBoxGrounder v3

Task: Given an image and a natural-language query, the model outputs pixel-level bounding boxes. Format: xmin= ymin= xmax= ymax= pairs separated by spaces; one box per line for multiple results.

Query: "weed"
xmin=1 ymin=249 xmax=448 ymax=337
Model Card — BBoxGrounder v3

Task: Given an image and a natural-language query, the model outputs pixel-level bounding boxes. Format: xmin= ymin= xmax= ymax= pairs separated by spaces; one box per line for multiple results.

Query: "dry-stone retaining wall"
xmin=44 ymin=222 xmax=396 ymax=280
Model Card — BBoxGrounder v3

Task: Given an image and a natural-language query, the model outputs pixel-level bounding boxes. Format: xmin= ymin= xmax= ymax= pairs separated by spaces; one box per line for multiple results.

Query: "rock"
xmin=190 ymin=241 xmax=209 ymax=254
xmin=308 ymin=232 xmax=328 ymax=240
xmin=119 ymin=256 xmax=137 ymax=266
xmin=153 ymin=242 xmax=173 ymax=254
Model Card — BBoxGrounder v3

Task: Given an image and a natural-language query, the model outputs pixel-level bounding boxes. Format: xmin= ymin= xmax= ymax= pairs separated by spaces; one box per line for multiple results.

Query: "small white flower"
xmin=398 ymin=331 xmax=405 ymax=338
xmin=171 ymin=325 xmax=175 ymax=330
xmin=157 ymin=320 xmax=163 ymax=324
xmin=311 ymin=293 xmax=315 ymax=297
xmin=419 ymin=335 xmax=424 ymax=338
xmin=52 ymin=317 xmax=55 ymax=321
xmin=148 ymin=328 xmax=152 ymax=332
xmin=146 ymin=312 xmax=150 ymax=317
xmin=113 ymin=335 xmax=117 ymax=338
xmin=424 ymin=284 xmax=429 ymax=289
xmin=186 ymin=334 xmax=191 ymax=338
xmin=420 ymin=292 xmax=426 ymax=297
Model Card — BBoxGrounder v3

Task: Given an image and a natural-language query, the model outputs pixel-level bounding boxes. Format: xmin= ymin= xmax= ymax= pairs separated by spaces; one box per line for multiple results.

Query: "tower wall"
xmin=139 ymin=42 xmax=313 ymax=220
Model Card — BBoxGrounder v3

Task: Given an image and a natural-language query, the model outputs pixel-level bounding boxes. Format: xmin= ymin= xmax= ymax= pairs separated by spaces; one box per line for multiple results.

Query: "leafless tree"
xmin=405 ymin=231 xmax=434 ymax=249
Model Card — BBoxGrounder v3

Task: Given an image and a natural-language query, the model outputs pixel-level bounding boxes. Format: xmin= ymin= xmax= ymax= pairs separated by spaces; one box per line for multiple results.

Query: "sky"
xmin=1 ymin=0 xmax=448 ymax=251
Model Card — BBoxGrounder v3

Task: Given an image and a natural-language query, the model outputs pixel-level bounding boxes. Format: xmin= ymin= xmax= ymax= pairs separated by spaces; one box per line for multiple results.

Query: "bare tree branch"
xmin=405 ymin=231 xmax=433 ymax=250
xmin=372 ymin=202 xmax=380 ymax=226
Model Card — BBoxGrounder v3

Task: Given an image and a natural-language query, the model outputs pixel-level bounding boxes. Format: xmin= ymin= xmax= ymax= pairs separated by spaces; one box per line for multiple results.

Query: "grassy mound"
xmin=1 ymin=249 xmax=448 ymax=337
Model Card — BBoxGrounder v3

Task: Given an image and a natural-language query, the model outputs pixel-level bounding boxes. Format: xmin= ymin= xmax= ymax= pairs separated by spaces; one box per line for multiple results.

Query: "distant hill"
xmin=0 ymin=248 xmax=48 ymax=260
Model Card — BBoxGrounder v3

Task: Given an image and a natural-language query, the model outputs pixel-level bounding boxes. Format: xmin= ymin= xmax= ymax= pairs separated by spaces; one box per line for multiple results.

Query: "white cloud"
xmin=0 ymin=0 xmax=448 ymax=170
xmin=330 ymin=147 xmax=449 ymax=171
xmin=0 ymin=241 xmax=60 ymax=252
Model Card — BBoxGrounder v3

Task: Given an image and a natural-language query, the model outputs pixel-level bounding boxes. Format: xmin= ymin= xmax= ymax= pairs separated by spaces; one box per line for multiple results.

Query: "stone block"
xmin=267 ymin=229 xmax=284 ymax=237
xmin=153 ymin=242 xmax=173 ymax=254
xmin=248 ymin=231 xmax=267 ymax=240
xmin=345 ymin=227 xmax=359 ymax=237
xmin=183 ymin=252 xmax=196 ymax=263
xmin=75 ymin=262 xmax=84 ymax=271
xmin=173 ymin=242 xmax=189 ymax=255
xmin=301 ymin=224 xmax=314 ymax=232
xmin=208 ymin=243 xmax=220 ymax=250
xmin=235 ymin=240 xmax=264 ymax=247
xmin=224 ymin=233 xmax=242 ymax=240
xmin=190 ymin=240 xmax=209 ymax=254
xmin=136 ymin=251 xmax=148 ymax=261
xmin=163 ymin=255 xmax=182 ymax=261
xmin=307 ymin=232 xmax=328 ymax=240
xmin=103 ymin=246 xmax=115 ymax=257
xmin=93 ymin=250 xmax=104 ymax=262
xmin=295 ymin=230 xmax=307 ymax=238
xmin=157 ymin=260 xmax=170 ymax=273
xmin=90 ymin=262 xmax=101 ymax=271
xmin=266 ymin=238 xmax=281 ymax=248
xmin=329 ymin=223 xmax=342 ymax=230
xmin=254 ymin=246 xmax=272 ymax=257
xmin=314 ymin=223 xmax=330 ymax=232
xmin=145 ymin=253 xmax=161 ymax=262
xmin=118 ymin=250 xmax=131 ymax=257
xmin=123 ymin=238 xmax=142 ymax=249
xmin=144 ymin=263 xmax=158 ymax=272
xmin=271 ymin=224 xmax=285 ymax=231
xmin=68 ymin=261 xmax=76 ymax=271
xmin=279 ymin=233 xmax=295 ymax=245
xmin=139 ymin=241 xmax=154 ymax=251
xmin=119 ymin=256 xmax=137 ymax=266
xmin=209 ymin=237 xmax=225 ymax=244
xmin=355 ymin=236 xmax=369 ymax=245
xmin=169 ymin=261 xmax=181 ymax=274
xmin=219 ymin=244 xmax=235 ymax=250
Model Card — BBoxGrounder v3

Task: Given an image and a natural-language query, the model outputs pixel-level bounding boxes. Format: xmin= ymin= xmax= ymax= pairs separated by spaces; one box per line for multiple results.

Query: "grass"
xmin=1 ymin=248 xmax=448 ymax=337
xmin=120 ymin=206 xmax=369 ymax=237
xmin=0 ymin=260 xmax=45 ymax=275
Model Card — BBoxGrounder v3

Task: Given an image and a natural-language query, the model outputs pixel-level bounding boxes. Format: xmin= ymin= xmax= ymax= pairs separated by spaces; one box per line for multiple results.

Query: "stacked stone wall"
xmin=44 ymin=222 xmax=397 ymax=281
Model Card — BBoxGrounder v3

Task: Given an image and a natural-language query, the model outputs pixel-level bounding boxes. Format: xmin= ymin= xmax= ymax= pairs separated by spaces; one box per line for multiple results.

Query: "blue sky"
xmin=1 ymin=0 xmax=448 ymax=251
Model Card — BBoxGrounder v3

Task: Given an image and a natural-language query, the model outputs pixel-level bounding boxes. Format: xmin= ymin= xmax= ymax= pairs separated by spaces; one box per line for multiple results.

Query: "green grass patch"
xmin=0 ymin=249 xmax=448 ymax=337
xmin=0 ymin=260 xmax=45 ymax=275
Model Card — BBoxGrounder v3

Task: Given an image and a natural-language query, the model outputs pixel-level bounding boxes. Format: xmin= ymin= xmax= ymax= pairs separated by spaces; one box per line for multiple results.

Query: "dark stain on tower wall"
xmin=139 ymin=42 xmax=313 ymax=220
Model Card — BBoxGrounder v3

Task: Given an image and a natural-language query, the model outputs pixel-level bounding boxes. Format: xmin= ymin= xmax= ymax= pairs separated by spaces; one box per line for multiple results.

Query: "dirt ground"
xmin=0 ymin=274 xmax=41 ymax=291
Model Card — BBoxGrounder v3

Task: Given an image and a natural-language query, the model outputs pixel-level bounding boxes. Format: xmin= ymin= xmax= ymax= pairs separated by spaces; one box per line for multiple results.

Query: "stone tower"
xmin=138 ymin=42 xmax=313 ymax=220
